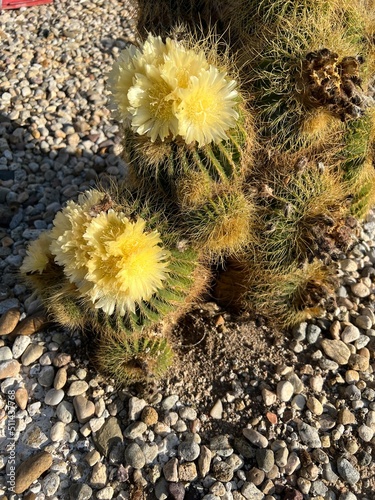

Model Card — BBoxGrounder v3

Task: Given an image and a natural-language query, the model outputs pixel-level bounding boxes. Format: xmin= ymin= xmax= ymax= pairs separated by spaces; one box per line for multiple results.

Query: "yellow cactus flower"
xmin=108 ymin=34 xmax=240 ymax=146
xmin=128 ymin=68 xmax=179 ymax=142
xmin=20 ymin=231 xmax=53 ymax=275
xmin=83 ymin=212 xmax=170 ymax=315
xmin=176 ymin=66 xmax=239 ymax=147
xmin=49 ymin=190 xmax=105 ymax=286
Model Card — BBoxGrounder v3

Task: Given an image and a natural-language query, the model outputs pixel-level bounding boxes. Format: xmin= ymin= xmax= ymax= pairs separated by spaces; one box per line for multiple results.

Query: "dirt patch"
xmin=160 ymin=303 xmax=298 ymax=439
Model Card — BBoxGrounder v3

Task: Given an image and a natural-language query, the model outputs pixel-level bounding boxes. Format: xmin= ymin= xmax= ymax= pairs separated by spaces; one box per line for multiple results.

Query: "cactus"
xmin=256 ymin=165 xmax=349 ymax=268
xmin=94 ymin=332 xmax=174 ymax=384
xmin=21 ymin=188 xmax=209 ymax=344
xmin=109 ymin=31 xmax=257 ymax=257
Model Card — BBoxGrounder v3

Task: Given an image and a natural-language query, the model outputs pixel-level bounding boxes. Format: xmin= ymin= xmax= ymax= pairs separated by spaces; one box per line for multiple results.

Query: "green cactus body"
xmin=257 ymin=167 xmax=347 ymax=268
xmin=340 ymin=113 xmax=375 ymax=218
xmin=95 ymin=333 xmax=174 ymax=384
xmin=252 ymin=260 xmax=337 ymax=328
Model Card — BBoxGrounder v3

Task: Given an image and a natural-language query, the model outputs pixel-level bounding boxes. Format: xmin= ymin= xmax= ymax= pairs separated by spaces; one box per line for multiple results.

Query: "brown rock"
xmin=0 ymin=359 xmax=20 ymax=379
xmin=52 ymin=353 xmax=71 ymax=368
xmin=0 ymin=308 xmax=20 ymax=335
xmin=54 ymin=367 xmax=67 ymax=390
xmin=348 ymin=353 xmax=370 ymax=371
xmin=15 ymin=387 xmax=28 ymax=410
xmin=15 ymin=451 xmax=53 ymax=494
xmin=10 ymin=313 xmax=47 ymax=338
xmin=321 ymin=339 xmax=350 ymax=365
xmin=338 ymin=408 xmax=356 ymax=425
xmin=178 ymin=462 xmax=197 ymax=482
xmin=141 ymin=406 xmax=158 ymax=426
xmin=198 ymin=445 xmax=212 ymax=477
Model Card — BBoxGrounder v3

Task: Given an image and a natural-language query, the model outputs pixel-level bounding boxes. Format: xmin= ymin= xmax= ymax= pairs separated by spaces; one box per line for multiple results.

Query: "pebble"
xmin=90 ymin=462 xmax=107 ymax=488
xmin=0 ymin=307 xmax=20 ymax=334
xmin=129 ymin=396 xmax=147 ymax=419
xmin=12 ymin=335 xmax=31 ymax=358
xmin=50 ymin=421 xmax=66 ymax=442
xmin=73 ymin=395 xmax=95 ymax=423
xmin=11 ymin=313 xmax=46 ymax=336
xmin=124 ymin=420 xmax=147 ymax=439
xmin=67 ymin=380 xmax=89 ymax=396
xmin=241 ymin=482 xmax=264 ymax=500
xmin=14 ymin=451 xmax=53 ymax=494
xmin=57 ymin=400 xmax=74 ymax=423
xmin=321 ymin=339 xmax=351 ymax=365
xmin=161 ymin=394 xmax=179 ymax=411
xmin=93 ymin=416 xmax=123 ymax=456
xmin=336 ymin=457 xmax=360 ymax=485
xmin=0 ymin=346 xmax=12 ymax=361
xmin=15 ymin=387 xmax=28 ymax=410
xmin=45 ymin=388 xmax=65 ymax=406
xmin=243 ymin=428 xmax=268 ymax=448
xmin=54 ymin=367 xmax=67 ymax=390
xmin=163 ymin=457 xmax=179 ymax=482
xmin=198 ymin=446 xmax=212 ymax=477
xmin=276 ymin=380 xmax=294 ymax=402
xmin=0 ymin=358 xmax=20 ymax=379
xmin=351 ymin=282 xmax=370 ymax=297
xmin=355 ymin=315 xmax=372 ymax=329
xmin=210 ymin=399 xmax=223 ymax=419
xmin=178 ymin=462 xmax=198 ymax=482
xmin=178 ymin=441 xmax=200 ymax=461
xmin=341 ymin=324 xmax=360 ymax=343
xmin=255 ymin=449 xmax=274 ymax=473
xmin=141 ymin=406 xmax=158 ymax=425
xmin=357 ymin=424 xmax=374 ymax=442
xmin=38 ymin=365 xmax=56 ymax=387
xmin=42 ymin=472 xmax=60 ymax=496
xmin=21 ymin=343 xmax=44 ymax=365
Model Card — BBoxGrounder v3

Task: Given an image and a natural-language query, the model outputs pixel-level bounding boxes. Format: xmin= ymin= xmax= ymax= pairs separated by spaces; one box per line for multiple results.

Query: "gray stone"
xmin=42 ymin=472 xmax=60 ymax=496
xmin=337 ymin=457 xmax=360 ymax=485
xmin=256 ymin=449 xmax=274 ymax=473
xmin=243 ymin=428 xmax=268 ymax=448
xmin=299 ymin=423 xmax=321 ymax=448
xmin=306 ymin=324 xmax=321 ymax=344
xmin=161 ymin=394 xmax=179 ymax=411
xmin=210 ymin=435 xmax=233 ymax=457
xmin=94 ymin=416 xmax=123 ymax=456
xmin=124 ymin=421 xmax=147 ymax=439
xmin=155 ymin=477 xmax=169 ymax=500
xmin=277 ymin=380 xmax=294 ymax=401
xmin=44 ymin=388 xmax=64 ymax=406
xmin=178 ymin=441 xmax=200 ymax=461
xmin=128 ymin=396 xmax=147 ymax=419
xmin=241 ymin=482 xmax=264 ymax=500
xmin=341 ymin=325 xmax=360 ymax=343
xmin=38 ymin=365 xmax=55 ymax=387
xmin=12 ymin=336 xmax=31 ymax=358
xmin=124 ymin=443 xmax=146 ymax=469
xmin=57 ymin=400 xmax=74 ymax=423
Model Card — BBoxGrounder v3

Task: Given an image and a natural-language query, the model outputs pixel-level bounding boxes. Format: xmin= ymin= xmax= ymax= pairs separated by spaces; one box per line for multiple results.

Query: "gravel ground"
xmin=1 ymin=1 xmax=375 ymax=499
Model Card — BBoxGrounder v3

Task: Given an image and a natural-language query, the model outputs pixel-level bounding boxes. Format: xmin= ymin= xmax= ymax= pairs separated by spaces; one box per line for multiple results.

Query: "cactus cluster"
xmin=21 ymin=0 xmax=375 ymax=383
